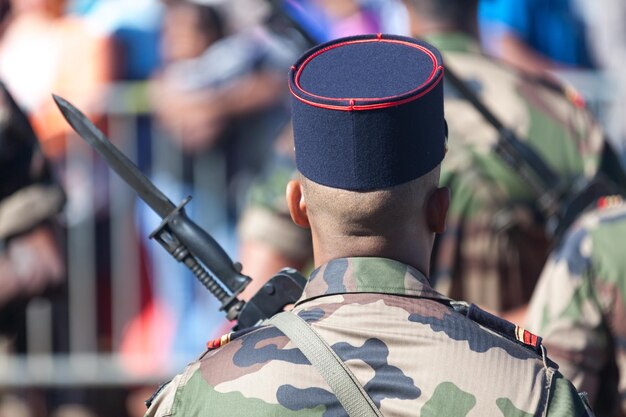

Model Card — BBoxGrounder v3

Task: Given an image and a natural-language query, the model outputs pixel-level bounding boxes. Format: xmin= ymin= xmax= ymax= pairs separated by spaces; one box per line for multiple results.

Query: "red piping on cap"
xmin=290 ymin=70 xmax=444 ymax=112
xmin=293 ymin=37 xmax=440 ymax=104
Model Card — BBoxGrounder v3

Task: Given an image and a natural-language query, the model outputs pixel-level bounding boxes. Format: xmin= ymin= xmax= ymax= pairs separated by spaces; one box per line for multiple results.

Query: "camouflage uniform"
xmin=239 ymin=32 xmax=604 ymax=313
xmin=238 ymin=153 xmax=312 ymax=265
xmin=525 ymin=198 xmax=626 ymax=417
xmin=432 ymin=33 xmax=603 ymax=312
xmin=145 ymin=257 xmax=593 ymax=417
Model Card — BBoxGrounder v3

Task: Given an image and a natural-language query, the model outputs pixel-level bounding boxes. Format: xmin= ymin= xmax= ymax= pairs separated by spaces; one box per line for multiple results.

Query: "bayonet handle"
xmin=167 ymin=209 xmax=251 ymax=298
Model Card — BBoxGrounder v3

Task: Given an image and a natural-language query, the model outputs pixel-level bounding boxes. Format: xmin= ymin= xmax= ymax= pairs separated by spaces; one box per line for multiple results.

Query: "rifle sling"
xmin=269 ymin=312 xmax=384 ymax=417
xmin=443 ymin=63 xmax=562 ymax=212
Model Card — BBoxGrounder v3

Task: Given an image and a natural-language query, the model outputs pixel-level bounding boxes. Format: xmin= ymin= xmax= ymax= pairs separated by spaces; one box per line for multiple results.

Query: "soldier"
xmin=239 ymin=0 xmax=606 ymax=318
xmin=146 ymin=34 xmax=593 ymax=416
xmin=525 ymin=196 xmax=626 ymax=417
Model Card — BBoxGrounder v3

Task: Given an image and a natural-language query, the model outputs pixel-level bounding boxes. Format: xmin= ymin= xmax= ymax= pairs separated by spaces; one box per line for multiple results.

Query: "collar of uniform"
xmin=294 ymin=257 xmax=448 ymax=307
xmin=423 ymin=32 xmax=481 ymax=54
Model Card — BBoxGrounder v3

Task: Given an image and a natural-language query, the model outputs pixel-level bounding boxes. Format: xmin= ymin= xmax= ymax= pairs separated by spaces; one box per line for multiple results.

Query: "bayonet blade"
xmin=53 ymin=95 xmax=176 ymax=218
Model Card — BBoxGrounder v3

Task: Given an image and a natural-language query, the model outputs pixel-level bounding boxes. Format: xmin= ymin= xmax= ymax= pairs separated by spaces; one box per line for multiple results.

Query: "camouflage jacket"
xmin=430 ymin=33 xmax=603 ymax=312
xmin=145 ymin=257 xmax=592 ymax=417
xmin=526 ymin=198 xmax=626 ymax=417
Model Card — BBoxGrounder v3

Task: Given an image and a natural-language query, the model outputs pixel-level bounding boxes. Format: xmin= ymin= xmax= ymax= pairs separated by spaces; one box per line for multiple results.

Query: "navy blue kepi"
xmin=289 ymin=34 xmax=446 ymax=191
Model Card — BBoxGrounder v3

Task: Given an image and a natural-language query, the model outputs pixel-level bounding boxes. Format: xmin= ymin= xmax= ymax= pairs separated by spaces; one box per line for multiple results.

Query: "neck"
xmin=311 ymin=232 xmax=433 ymax=278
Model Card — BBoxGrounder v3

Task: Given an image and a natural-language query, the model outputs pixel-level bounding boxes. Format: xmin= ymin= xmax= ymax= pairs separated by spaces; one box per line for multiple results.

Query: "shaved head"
xmin=301 ymin=165 xmax=441 ymax=238
xmin=287 ymin=164 xmax=448 ymax=272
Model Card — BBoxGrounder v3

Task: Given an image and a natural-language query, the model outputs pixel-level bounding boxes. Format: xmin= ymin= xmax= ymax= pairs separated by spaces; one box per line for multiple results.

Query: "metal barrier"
xmin=1 ymin=71 xmax=625 ymax=389
xmin=0 ymin=82 xmax=233 ymax=387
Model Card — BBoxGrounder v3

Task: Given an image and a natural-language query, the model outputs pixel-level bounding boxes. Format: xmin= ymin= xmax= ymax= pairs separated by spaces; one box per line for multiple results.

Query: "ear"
xmin=425 ymin=187 xmax=450 ymax=234
xmin=286 ymin=179 xmax=310 ymax=228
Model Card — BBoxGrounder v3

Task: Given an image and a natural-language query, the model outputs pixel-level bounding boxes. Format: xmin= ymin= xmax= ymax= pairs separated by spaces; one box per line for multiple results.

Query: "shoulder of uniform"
xmin=450 ymin=301 xmax=553 ymax=363
xmin=204 ymin=325 xmax=262 ymax=353
xmin=145 ymin=380 xmax=171 ymax=410
xmin=596 ymin=194 xmax=624 ymax=211
xmin=144 ymin=359 xmax=203 ymax=416
xmin=206 ymin=332 xmax=234 ymax=351
xmin=522 ymin=73 xmax=587 ymax=109
xmin=572 ymin=194 xmax=626 ymax=231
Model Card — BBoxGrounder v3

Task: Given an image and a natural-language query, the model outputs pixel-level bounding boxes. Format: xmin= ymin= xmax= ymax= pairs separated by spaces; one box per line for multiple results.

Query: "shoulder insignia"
xmin=453 ymin=302 xmax=543 ymax=355
xmin=205 ymin=326 xmax=261 ymax=351
xmin=206 ymin=332 xmax=232 ymax=350
xmin=597 ymin=195 xmax=624 ymax=210
xmin=514 ymin=325 xmax=541 ymax=349
xmin=563 ymin=84 xmax=586 ymax=109
xmin=527 ymin=74 xmax=587 ymax=109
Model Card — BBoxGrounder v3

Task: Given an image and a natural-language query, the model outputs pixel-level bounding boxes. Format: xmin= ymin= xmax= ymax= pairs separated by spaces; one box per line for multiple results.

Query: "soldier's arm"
xmin=525 ymin=239 xmax=609 ymax=406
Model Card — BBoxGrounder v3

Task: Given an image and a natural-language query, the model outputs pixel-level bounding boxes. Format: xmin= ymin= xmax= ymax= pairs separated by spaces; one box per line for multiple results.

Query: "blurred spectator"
xmin=150 ymin=0 xmax=303 ymax=232
xmin=0 ymin=395 xmax=32 ymax=417
xmin=578 ymin=0 xmax=626 ymax=159
xmin=0 ymin=0 xmax=10 ymax=31
xmin=121 ymin=0 xmax=301 ymax=373
xmin=75 ymin=0 xmax=163 ymax=80
xmin=0 ymin=81 xmax=67 ymax=417
xmin=479 ymin=0 xmax=597 ymax=76
xmin=151 ymin=0 xmax=295 ymax=154
xmin=0 ymin=82 xmax=65 ymax=342
xmin=0 ymin=0 xmax=113 ymax=160
xmin=151 ymin=0 xmax=230 ymax=150
xmin=280 ymin=0 xmax=407 ymax=44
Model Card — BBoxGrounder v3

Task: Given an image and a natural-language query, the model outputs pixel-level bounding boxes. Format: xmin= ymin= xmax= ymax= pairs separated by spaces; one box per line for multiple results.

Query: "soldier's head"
xmin=161 ymin=0 xmax=225 ymax=62
xmin=402 ymin=0 xmax=479 ymax=38
xmin=286 ymin=35 xmax=449 ymax=275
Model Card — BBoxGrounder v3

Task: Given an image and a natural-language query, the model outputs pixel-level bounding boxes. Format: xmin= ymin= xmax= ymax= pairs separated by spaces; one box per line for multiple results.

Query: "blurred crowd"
xmin=1 ymin=0 xmax=626 ymax=416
